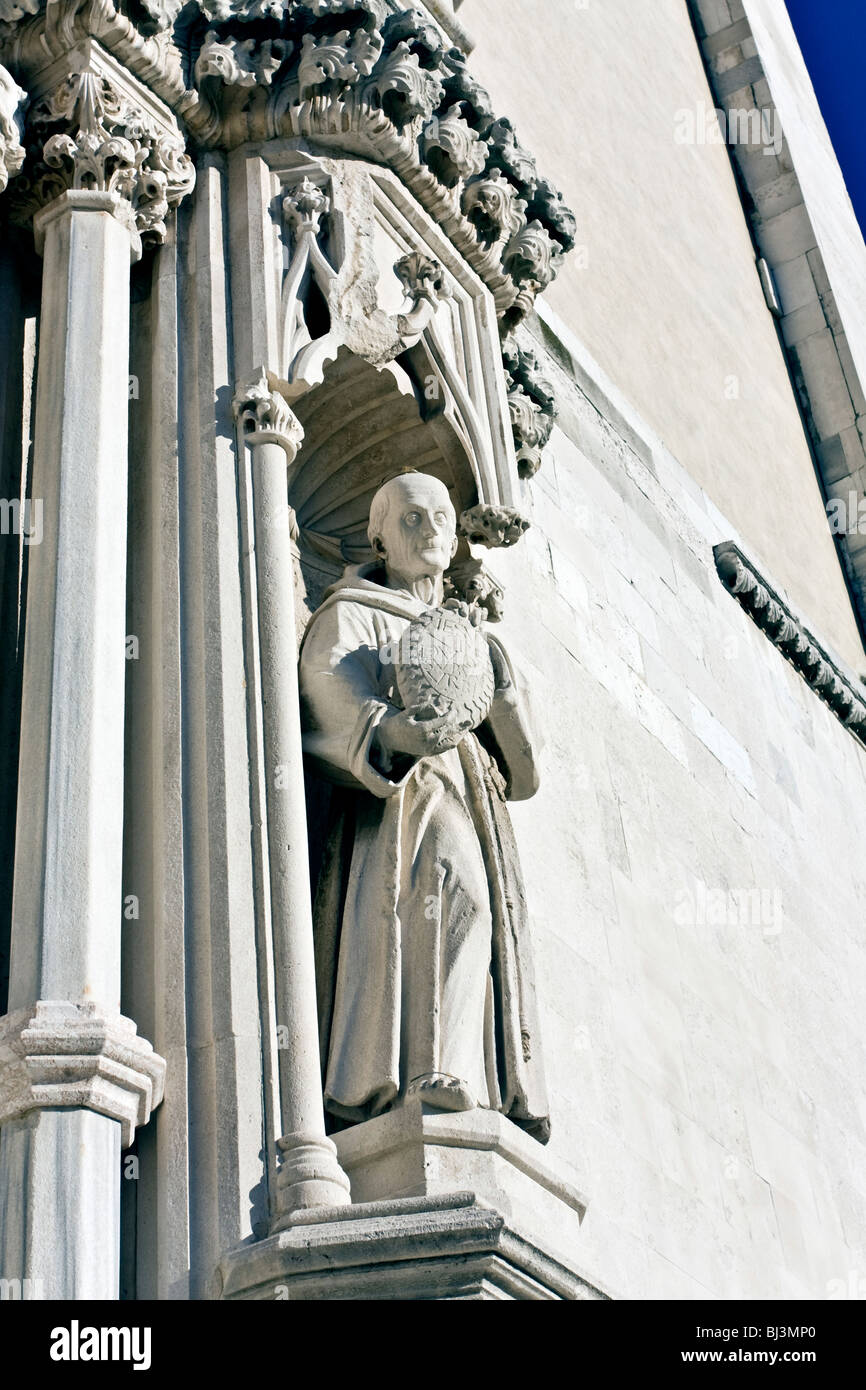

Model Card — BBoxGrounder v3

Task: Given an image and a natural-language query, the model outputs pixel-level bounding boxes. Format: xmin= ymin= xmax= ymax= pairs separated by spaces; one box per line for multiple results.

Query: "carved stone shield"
xmin=395 ymin=605 xmax=495 ymax=731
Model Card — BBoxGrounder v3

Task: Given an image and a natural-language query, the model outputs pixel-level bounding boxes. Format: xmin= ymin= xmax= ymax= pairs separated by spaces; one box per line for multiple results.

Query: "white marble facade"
xmin=0 ymin=0 xmax=864 ymax=1302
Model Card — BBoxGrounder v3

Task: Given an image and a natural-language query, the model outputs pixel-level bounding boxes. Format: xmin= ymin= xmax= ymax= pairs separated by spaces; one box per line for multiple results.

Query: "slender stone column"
xmin=233 ymin=372 xmax=351 ymax=1224
xmin=0 ymin=189 xmax=163 ymax=1298
xmin=0 ymin=54 xmax=195 ymax=1297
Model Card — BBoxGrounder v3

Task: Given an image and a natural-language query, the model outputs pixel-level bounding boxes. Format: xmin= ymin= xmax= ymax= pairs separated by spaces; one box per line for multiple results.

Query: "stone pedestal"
xmin=218 ymin=1103 xmax=603 ymax=1301
xmin=334 ymin=1103 xmax=589 ymax=1271
xmin=219 ymin=1192 xmax=605 ymax=1301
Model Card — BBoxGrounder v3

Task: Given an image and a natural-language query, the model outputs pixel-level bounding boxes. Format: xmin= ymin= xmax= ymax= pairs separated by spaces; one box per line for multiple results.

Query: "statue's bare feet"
xmin=407 ymin=1072 xmax=476 ymax=1112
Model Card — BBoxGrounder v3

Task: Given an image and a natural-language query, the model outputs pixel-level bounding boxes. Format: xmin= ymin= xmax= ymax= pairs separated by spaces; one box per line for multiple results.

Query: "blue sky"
xmin=784 ymin=0 xmax=866 ymax=239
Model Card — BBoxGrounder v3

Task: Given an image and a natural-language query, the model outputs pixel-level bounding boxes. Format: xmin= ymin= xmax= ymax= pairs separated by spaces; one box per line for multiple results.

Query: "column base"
xmin=272 ymin=1131 xmax=352 ymax=1226
xmin=218 ymin=1191 xmax=608 ymax=1301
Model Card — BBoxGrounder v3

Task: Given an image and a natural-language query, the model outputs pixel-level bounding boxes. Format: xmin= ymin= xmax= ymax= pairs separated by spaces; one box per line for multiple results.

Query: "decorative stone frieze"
xmin=0 ymin=1002 xmax=166 ymax=1149
xmin=184 ymin=0 xmax=574 ymax=325
xmin=714 ymin=541 xmax=866 ymax=747
xmin=0 ymin=59 xmax=25 ymax=190
xmin=0 ymin=0 xmax=571 ymax=480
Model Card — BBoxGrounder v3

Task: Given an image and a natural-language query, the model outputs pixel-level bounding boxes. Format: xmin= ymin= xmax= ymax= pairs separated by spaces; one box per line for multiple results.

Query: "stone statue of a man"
xmin=299 ymin=471 xmax=549 ymax=1141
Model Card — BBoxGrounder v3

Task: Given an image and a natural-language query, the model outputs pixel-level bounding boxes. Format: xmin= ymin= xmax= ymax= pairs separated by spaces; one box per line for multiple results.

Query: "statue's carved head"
xmin=368 ymin=472 xmax=458 ymax=582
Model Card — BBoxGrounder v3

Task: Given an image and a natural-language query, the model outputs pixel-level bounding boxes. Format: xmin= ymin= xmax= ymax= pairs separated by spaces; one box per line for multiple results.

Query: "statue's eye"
xmin=405 ymin=512 xmax=421 ymax=526
xmin=435 ymin=512 xmax=447 ymax=525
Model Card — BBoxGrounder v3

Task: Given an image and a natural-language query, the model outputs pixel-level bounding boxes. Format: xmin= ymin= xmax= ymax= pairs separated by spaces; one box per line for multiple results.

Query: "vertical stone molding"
xmin=0 ymin=167 xmax=158 ymax=1298
xmin=232 ymin=371 xmax=351 ymax=1225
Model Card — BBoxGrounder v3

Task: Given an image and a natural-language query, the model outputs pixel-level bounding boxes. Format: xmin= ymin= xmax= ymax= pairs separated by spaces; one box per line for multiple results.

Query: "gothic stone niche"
xmin=228 ymin=145 xmax=526 ymax=611
xmin=231 ymin=137 xmax=555 ymax=1148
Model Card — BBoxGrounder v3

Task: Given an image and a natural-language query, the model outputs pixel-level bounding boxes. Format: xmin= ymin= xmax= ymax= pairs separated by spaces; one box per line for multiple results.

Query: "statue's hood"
xmin=302 ymin=563 xmax=429 ymax=637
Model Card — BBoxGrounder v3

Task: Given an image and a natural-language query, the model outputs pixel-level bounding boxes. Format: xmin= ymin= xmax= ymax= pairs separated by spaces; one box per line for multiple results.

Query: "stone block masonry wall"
xmin=485 ymin=302 xmax=866 ymax=1300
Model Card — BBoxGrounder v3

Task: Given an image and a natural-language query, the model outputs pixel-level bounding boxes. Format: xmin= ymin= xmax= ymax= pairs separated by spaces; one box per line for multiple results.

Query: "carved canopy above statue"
xmin=0 ymin=1 xmax=576 ymax=331
xmin=0 ymin=1 xmax=572 ymax=484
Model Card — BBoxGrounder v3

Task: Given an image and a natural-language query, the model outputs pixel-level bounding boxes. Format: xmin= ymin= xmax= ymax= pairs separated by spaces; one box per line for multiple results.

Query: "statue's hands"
xmin=376 ymin=707 xmax=464 ymax=765
xmin=442 ymin=597 xmax=485 ymax=628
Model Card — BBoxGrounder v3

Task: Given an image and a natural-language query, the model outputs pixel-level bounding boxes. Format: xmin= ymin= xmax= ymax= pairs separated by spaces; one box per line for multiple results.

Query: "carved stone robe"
xmin=299 ymin=564 xmax=549 ymax=1142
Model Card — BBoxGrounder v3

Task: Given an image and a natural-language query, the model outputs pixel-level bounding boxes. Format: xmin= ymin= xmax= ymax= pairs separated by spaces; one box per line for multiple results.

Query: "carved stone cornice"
xmin=0 ymin=1001 xmax=166 ymax=1148
xmin=0 ymin=58 xmax=25 ymax=190
xmin=714 ymin=541 xmax=866 ymax=747
xmin=11 ymin=44 xmax=195 ymax=242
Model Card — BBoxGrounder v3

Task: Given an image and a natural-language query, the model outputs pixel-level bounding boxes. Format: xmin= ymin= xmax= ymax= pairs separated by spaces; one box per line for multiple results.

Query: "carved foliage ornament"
xmin=0 ymin=2 xmax=570 ymax=480
xmin=502 ymin=340 xmax=557 ymax=479
xmin=195 ymin=29 xmax=291 ymax=89
xmin=0 ymin=3 xmax=576 ymax=314
xmin=421 ymin=103 xmax=485 ymax=189
xmin=278 ymin=169 xmax=452 ymax=385
xmin=24 ymin=67 xmax=195 ymax=243
xmin=459 ymin=503 xmax=530 ymax=549
xmin=233 ymin=370 xmax=305 ymax=457
xmin=172 ymin=1 xmax=576 ymax=327
xmin=0 ymin=60 xmax=25 ymax=192
xmin=444 ymin=557 xmax=505 ymax=623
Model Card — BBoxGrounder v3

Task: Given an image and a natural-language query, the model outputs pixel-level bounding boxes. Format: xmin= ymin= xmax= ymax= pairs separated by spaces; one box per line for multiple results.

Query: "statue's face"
xmin=377 ymin=476 xmax=457 ymax=581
